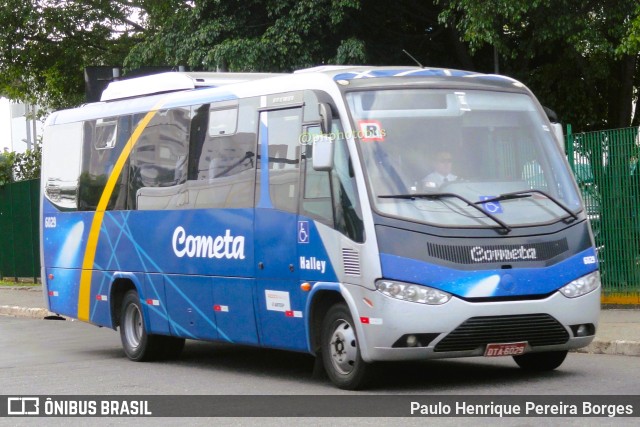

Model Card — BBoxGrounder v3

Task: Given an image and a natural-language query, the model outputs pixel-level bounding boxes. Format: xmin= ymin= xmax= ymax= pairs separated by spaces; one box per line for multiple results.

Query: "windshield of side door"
xmin=345 ymin=89 xmax=582 ymax=228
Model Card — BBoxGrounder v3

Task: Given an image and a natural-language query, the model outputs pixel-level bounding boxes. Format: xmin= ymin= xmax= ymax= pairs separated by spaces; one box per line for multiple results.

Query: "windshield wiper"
xmin=379 ymin=192 xmax=512 ymax=234
xmin=473 ymin=189 xmax=578 ymax=221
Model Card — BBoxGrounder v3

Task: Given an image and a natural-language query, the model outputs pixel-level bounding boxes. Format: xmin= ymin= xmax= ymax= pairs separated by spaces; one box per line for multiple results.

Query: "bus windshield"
xmin=346 ymin=89 xmax=582 ymax=228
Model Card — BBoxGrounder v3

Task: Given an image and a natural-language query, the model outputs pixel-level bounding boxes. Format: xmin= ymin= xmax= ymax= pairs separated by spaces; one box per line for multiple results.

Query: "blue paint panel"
xmin=380 ymin=248 xmax=599 ymax=298
xmin=142 ymin=273 xmax=171 ymax=336
xmin=46 ymin=267 xmax=81 ymax=317
xmin=164 ymin=275 xmax=218 ymax=341
xmin=212 ymin=277 xmax=259 ymax=345
xmin=255 ymin=280 xmax=309 ymax=352
xmin=255 ymin=208 xmax=298 ymax=279
xmin=42 ymin=201 xmax=92 ymax=270
xmin=93 ymin=209 xmax=254 ymax=276
xmin=88 ymin=270 xmax=114 ymax=327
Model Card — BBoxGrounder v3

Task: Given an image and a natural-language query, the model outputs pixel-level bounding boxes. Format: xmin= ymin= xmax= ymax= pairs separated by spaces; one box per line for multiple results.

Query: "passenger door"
xmin=254 ymin=106 xmax=308 ymax=351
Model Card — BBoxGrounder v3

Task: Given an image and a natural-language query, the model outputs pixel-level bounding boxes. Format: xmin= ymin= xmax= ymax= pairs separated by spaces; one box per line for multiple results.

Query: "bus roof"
xmin=46 ymin=66 xmax=528 ymax=126
xmin=100 ymin=71 xmax=283 ymax=101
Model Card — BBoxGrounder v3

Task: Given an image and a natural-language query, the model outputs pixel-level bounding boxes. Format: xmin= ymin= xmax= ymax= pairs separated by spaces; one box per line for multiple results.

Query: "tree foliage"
xmin=0 ymin=1 xmax=638 ymax=130
xmin=438 ymin=0 xmax=640 ymax=129
xmin=0 ymin=0 xmax=144 ymax=111
xmin=0 ymin=145 xmax=41 ymax=185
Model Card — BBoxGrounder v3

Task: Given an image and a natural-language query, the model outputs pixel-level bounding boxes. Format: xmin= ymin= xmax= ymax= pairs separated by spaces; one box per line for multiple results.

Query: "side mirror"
xmin=319 ymin=103 xmax=333 ymax=134
xmin=543 ymin=106 xmax=564 ymax=151
xmin=312 ymin=134 xmax=334 ymax=171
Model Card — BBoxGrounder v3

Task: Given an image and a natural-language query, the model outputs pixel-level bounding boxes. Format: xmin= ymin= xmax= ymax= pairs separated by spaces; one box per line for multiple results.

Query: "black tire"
xmin=119 ymin=290 xmax=167 ymax=361
xmin=513 ymin=350 xmax=568 ymax=371
xmin=321 ymin=303 xmax=371 ymax=390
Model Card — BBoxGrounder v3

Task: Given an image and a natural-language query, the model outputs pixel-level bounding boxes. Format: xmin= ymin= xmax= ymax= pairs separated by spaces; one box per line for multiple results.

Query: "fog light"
xmin=570 ymin=323 xmax=595 ymax=337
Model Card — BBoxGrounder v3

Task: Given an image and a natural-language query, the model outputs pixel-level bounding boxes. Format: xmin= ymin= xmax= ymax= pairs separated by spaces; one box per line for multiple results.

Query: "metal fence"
xmin=567 ymin=125 xmax=640 ymax=303
xmin=0 ymin=179 xmax=40 ymax=280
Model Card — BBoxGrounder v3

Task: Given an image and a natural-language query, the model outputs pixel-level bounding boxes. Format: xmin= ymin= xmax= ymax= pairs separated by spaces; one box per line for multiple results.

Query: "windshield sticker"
xmin=455 ymin=92 xmax=471 ymax=112
xmin=357 ymin=120 xmax=386 ymax=142
xmin=478 ymin=196 xmax=503 ymax=214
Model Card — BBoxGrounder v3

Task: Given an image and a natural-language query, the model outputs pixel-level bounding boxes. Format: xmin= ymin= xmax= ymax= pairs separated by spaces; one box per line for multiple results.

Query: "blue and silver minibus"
xmin=40 ymin=66 xmax=600 ymax=389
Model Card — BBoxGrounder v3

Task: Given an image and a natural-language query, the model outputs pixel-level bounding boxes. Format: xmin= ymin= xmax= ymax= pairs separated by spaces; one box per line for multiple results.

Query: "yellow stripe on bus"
xmin=77 ymin=101 xmax=165 ymax=322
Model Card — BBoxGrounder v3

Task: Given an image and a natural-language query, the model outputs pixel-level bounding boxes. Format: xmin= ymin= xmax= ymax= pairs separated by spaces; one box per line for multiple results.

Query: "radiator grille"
xmin=342 ymin=248 xmax=361 ymax=277
xmin=434 ymin=314 xmax=569 ymax=352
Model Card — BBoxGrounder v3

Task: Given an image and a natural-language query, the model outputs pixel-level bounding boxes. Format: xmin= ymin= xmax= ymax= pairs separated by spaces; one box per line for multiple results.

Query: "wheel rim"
xmin=123 ymin=303 xmax=143 ymax=350
xmin=328 ymin=319 xmax=358 ymax=375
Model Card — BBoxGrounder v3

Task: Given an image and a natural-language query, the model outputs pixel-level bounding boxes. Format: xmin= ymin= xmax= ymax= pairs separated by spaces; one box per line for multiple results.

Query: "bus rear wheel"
xmin=321 ymin=303 xmax=371 ymax=390
xmin=513 ymin=350 xmax=568 ymax=371
xmin=119 ymin=290 xmax=184 ymax=361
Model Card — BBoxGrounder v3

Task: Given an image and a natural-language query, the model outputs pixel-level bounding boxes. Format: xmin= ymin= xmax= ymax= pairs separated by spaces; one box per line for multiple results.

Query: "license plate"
xmin=484 ymin=342 xmax=527 ymax=357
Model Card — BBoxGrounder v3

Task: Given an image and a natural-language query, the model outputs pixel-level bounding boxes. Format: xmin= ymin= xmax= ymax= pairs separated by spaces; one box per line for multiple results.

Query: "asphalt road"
xmin=1 ymin=316 xmax=638 ymax=426
xmin=1 ymin=316 xmax=639 ymax=395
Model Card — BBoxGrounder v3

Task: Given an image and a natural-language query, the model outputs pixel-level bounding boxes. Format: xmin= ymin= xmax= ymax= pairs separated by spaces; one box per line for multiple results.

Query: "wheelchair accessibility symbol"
xmin=479 ymin=196 xmax=503 ymax=214
xmin=298 ymin=221 xmax=310 ymax=244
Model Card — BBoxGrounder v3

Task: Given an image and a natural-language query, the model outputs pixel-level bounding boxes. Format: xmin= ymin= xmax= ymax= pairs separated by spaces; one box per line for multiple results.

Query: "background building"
xmin=0 ymin=97 xmax=43 ymax=153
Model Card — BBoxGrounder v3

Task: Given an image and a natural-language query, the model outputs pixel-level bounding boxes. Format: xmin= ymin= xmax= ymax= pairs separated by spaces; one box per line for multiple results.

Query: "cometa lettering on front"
xmin=470 ymin=245 xmax=537 ymax=263
xmin=172 ymin=226 xmax=245 ymax=259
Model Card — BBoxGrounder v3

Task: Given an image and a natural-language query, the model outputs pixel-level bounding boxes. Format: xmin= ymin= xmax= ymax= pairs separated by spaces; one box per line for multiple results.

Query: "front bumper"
xmin=341 ymin=283 xmax=600 ymax=363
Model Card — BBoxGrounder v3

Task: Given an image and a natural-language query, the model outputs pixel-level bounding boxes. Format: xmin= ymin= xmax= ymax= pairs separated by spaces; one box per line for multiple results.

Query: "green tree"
xmin=0 ymin=151 xmax=16 ymax=186
xmin=13 ymin=144 xmax=42 ymax=181
xmin=0 ymin=145 xmax=41 ymax=185
xmin=438 ymin=0 xmax=640 ymax=130
xmin=124 ymin=1 xmax=476 ymax=73
xmin=1 ymin=0 xmax=638 ymax=130
xmin=0 ymin=0 xmax=144 ymax=111
xmin=124 ymin=0 xmax=367 ymax=71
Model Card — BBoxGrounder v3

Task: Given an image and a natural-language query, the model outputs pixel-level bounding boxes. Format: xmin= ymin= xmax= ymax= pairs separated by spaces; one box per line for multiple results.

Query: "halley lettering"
xmin=299 ymin=256 xmax=326 ymax=273
xmin=172 ymin=226 xmax=245 ymax=259
xmin=470 ymin=245 xmax=537 ymax=262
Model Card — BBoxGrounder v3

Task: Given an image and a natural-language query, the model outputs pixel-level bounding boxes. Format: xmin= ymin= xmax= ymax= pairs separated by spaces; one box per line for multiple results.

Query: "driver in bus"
xmin=423 ymin=150 xmax=457 ymax=189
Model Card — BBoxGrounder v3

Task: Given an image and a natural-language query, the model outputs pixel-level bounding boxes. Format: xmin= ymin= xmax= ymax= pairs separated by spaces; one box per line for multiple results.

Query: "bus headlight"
xmin=376 ymin=280 xmax=452 ymax=305
xmin=559 ymin=271 xmax=601 ymax=298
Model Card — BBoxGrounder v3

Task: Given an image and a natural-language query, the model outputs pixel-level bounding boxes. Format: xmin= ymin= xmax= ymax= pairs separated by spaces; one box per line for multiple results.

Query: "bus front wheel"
xmin=513 ymin=350 xmax=568 ymax=371
xmin=321 ymin=303 xmax=371 ymax=390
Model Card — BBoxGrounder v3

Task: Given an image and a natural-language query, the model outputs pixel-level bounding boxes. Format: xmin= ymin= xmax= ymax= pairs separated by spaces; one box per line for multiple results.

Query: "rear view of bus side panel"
xmin=41 ymin=120 xmax=85 ymax=318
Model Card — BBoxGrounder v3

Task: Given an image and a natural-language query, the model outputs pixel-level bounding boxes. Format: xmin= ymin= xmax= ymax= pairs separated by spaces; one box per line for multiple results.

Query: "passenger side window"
xmin=299 ymin=121 xmax=364 ymax=242
xmin=128 ymin=108 xmax=189 ymax=209
xmin=259 ymin=108 xmax=303 ymax=213
xmin=300 ymin=126 xmax=333 ymax=225
xmin=331 ymin=123 xmax=364 ymax=242
xmin=185 ymin=99 xmax=258 ymax=209
xmin=78 ymin=115 xmax=133 ymax=211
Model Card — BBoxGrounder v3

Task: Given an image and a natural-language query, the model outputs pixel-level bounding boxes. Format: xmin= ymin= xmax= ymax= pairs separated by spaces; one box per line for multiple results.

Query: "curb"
xmin=0 ymin=305 xmax=63 ymax=320
xmin=574 ymin=340 xmax=640 ymax=357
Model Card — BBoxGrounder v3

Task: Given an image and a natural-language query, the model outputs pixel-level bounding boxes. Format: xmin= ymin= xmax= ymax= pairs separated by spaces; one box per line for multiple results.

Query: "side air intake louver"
xmin=342 ymin=248 xmax=361 ymax=277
